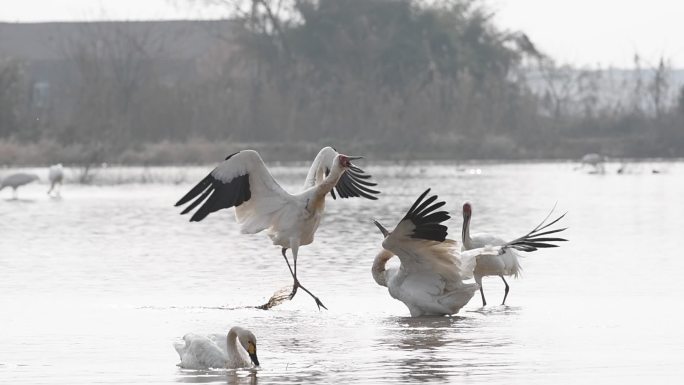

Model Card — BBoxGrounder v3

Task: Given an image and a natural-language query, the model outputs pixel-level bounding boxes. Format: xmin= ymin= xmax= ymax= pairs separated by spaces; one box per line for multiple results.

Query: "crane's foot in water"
xmin=290 ymin=280 xmax=327 ymax=310
xmin=289 ymin=282 xmax=298 ymax=299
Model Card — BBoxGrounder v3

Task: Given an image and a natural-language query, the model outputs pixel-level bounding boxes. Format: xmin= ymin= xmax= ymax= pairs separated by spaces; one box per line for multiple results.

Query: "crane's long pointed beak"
xmin=348 ymin=156 xmax=363 ymax=161
xmin=373 ymin=219 xmax=389 ymax=237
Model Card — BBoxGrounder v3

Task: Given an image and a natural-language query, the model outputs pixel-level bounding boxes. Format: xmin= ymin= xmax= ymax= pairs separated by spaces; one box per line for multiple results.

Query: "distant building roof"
xmin=0 ymin=20 xmax=239 ymax=61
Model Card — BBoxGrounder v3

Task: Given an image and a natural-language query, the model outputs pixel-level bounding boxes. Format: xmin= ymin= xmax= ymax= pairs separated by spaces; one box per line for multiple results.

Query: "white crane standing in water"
xmin=462 ymin=202 xmax=567 ymax=306
xmin=372 ymin=189 xmax=568 ymax=316
xmin=47 ymin=164 xmax=64 ymax=196
xmin=176 ymin=147 xmax=380 ymax=310
xmin=0 ymin=172 xmax=39 ymax=199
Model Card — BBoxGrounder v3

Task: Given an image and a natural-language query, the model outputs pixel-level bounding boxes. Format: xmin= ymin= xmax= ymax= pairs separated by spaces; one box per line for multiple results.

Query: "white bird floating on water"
xmin=462 ymin=202 xmax=567 ymax=306
xmin=174 ymin=326 xmax=260 ymax=369
xmin=47 ymin=163 xmax=64 ymax=196
xmin=0 ymin=172 xmax=39 ymax=199
xmin=372 ymin=189 xmax=568 ymax=316
xmin=176 ymin=147 xmax=380 ymax=310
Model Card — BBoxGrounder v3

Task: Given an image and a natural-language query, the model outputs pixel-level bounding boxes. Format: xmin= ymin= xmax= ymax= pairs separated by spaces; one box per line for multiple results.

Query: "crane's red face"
xmin=463 ymin=202 xmax=472 ymax=217
xmin=339 ymin=155 xmax=351 ymax=168
xmin=338 ymin=154 xmax=363 ymax=168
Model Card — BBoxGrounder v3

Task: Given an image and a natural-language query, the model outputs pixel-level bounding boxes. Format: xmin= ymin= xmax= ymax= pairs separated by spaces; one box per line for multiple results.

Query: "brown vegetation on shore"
xmin=1 ymin=0 xmax=683 ymax=166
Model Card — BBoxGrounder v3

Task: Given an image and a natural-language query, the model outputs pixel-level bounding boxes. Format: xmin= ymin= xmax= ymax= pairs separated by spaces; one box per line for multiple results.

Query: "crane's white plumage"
xmin=461 ymin=202 xmax=568 ymax=306
xmin=214 ymin=150 xmax=291 ymax=237
xmin=47 ymin=163 xmax=64 ymax=196
xmin=176 ymin=147 xmax=380 ymax=309
xmin=372 ymin=190 xmax=568 ymax=316
xmin=174 ymin=326 xmax=259 ymax=369
xmin=0 ymin=172 xmax=39 ymax=199
xmin=372 ymin=189 xmax=498 ymax=316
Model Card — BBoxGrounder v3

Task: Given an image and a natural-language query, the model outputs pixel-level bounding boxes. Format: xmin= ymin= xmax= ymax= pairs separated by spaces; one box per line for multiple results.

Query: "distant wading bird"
xmin=175 ymin=147 xmax=379 ymax=310
xmin=47 ymin=163 xmax=64 ymax=196
xmin=579 ymin=153 xmax=605 ymax=174
xmin=462 ymin=202 xmax=568 ymax=306
xmin=0 ymin=172 xmax=39 ymax=199
xmin=174 ymin=326 xmax=260 ymax=369
xmin=372 ymin=189 xmax=567 ymax=316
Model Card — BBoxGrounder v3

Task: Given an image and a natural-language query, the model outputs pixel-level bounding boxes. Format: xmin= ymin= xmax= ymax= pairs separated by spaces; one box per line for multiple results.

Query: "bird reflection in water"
xmin=379 ymin=317 xmax=463 ymax=382
xmin=175 ymin=368 xmax=257 ymax=385
xmin=380 ymin=316 xmax=516 ymax=382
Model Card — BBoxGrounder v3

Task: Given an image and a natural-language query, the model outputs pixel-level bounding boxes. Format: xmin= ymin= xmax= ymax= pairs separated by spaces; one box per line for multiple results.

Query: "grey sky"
xmin=1 ymin=0 xmax=682 ymax=68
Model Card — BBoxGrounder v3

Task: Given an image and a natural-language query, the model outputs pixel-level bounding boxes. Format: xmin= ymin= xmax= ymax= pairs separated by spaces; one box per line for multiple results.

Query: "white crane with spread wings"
xmin=176 ymin=147 xmax=380 ymax=309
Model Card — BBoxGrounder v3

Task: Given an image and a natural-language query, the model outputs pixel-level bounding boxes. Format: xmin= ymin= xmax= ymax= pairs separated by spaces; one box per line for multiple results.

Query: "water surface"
xmin=1 ymin=161 xmax=683 ymax=384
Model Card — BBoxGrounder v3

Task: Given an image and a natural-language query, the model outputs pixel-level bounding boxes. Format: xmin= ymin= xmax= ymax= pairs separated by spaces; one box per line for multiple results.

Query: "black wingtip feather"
xmin=175 ymin=174 xmax=212 ymax=207
xmin=177 ymin=172 xmax=251 ymax=222
xmin=331 ymin=164 xmax=381 ymax=200
xmin=503 ymin=208 xmax=569 ymax=253
xmin=402 ymin=189 xmax=450 ymax=242
xmin=180 ymin=185 xmax=213 ymax=215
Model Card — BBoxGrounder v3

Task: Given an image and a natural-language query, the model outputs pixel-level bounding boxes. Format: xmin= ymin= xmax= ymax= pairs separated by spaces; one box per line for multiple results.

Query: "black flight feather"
xmin=402 ymin=188 xmax=450 ymax=242
xmin=330 ymin=165 xmax=380 ymax=200
xmin=175 ymin=152 xmax=251 ymax=222
xmin=503 ymin=207 xmax=569 ymax=252
xmin=187 ymin=174 xmax=251 ymax=222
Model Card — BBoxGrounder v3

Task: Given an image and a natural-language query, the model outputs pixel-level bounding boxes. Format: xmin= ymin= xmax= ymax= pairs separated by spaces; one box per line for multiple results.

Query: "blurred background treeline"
xmin=1 ymin=0 xmax=683 ymax=165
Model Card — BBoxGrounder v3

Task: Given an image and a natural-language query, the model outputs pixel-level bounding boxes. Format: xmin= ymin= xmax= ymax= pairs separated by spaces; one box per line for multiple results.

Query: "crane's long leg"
xmin=479 ymin=287 xmax=487 ymax=307
xmin=282 ymin=242 xmax=327 ymax=310
xmin=500 ymin=275 xmax=510 ymax=305
xmin=476 ymin=276 xmax=487 ymax=307
xmin=281 ymin=248 xmax=297 ymax=298
xmin=281 ymin=248 xmax=294 ymax=275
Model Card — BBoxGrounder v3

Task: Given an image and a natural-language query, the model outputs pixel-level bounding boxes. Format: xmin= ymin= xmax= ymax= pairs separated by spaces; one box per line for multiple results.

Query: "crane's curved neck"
xmin=304 ymin=160 xmax=323 ymax=188
xmin=372 ymin=249 xmax=394 ymax=287
xmin=315 ymin=164 xmax=345 ymax=197
xmin=462 ymin=212 xmax=473 ymax=249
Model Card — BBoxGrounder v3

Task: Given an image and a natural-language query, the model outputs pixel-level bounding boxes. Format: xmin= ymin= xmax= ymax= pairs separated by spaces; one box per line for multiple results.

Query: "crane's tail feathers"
xmin=503 ymin=206 xmax=568 ymax=252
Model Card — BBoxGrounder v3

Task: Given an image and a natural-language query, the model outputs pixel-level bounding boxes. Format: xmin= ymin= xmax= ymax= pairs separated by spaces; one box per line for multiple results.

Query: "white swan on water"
xmin=174 ymin=326 xmax=260 ymax=369
xmin=0 ymin=172 xmax=39 ymax=199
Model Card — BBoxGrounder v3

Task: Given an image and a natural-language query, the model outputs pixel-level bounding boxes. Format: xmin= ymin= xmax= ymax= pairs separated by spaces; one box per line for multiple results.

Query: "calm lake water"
xmin=1 ymin=161 xmax=683 ymax=384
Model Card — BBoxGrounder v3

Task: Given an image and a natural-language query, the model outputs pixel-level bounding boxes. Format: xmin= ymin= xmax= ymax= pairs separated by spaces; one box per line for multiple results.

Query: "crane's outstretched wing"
xmin=377 ymin=189 xmax=470 ymax=286
xmin=303 ymin=146 xmax=380 ymax=200
xmin=175 ymin=150 xmax=290 ymax=232
xmin=501 ymin=207 xmax=568 ymax=252
xmin=459 ymin=207 xmax=568 ymax=279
